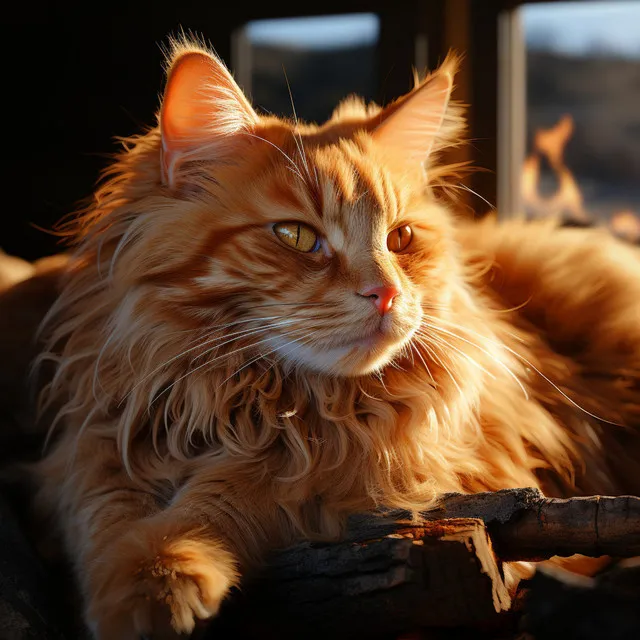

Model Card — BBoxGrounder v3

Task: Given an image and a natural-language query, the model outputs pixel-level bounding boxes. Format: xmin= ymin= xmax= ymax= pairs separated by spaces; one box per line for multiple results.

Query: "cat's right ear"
xmin=160 ymin=49 xmax=258 ymax=187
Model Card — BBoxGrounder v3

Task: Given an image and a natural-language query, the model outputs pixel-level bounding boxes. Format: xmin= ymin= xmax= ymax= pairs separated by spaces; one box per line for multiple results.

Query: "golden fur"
xmin=22 ymin=39 xmax=640 ymax=638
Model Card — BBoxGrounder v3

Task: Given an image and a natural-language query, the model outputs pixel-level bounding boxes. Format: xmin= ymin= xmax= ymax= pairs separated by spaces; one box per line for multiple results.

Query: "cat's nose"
xmin=358 ymin=285 xmax=400 ymax=315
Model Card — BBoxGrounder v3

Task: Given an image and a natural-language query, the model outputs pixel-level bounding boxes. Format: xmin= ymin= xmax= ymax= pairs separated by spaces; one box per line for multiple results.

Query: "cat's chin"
xmin=276 ymin=332 xmax=413 ymax=378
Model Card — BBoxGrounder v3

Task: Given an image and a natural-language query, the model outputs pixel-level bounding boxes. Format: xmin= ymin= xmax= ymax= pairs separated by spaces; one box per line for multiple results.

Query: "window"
xmin=232 ymin=14 xmax=380 ymax=124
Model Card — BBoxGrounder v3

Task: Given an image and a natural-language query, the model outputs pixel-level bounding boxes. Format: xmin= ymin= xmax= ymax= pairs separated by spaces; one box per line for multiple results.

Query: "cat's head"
xmin=87 ymin=40 xmax=466 ymax=380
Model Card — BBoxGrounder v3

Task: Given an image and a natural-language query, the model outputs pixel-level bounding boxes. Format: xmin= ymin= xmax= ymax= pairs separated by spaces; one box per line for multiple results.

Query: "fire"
xmin=610 ymin=211 xmax=640 ymax=244
xmin=522 ymin=115 xmax=640 ymax=243
xmin=521 ymin=115 xmax=587 ymax=222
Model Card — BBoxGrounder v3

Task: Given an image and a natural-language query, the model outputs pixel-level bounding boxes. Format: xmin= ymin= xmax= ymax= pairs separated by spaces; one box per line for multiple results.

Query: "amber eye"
xmin=387 ymin=225 xmax=413 ymax=252
xmin=273 ymin=222 xmax=321 ymax=253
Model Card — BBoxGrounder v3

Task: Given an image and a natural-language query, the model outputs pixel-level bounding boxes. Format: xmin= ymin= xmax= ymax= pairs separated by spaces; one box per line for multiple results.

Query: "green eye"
xmin=273 ymin=222 xmax=321 ymax=253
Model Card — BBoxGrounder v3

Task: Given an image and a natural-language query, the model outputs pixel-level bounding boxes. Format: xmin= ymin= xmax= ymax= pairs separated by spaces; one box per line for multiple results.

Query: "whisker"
xmin=372 ymin=369 xmax=393 ymax=396
xmin=118 ymin=317 xmax=294 ymax=405
xmin=414 ymin=334 xmax=462 ymax=397
xmin=423 ymin=321 xmax=529 ymax=399
xmin=155 ymin=331 xmax=297 ymax=403
xmin=454 ymin=182 xmax=496 ymax=211
xmin=282 ymin=66 xmax=312 ymax=180
xmin=417 ymin=328 xmax=496 ymax=380
xmin=190 ymin=319 xmax=296 ymax=363
xmin=421 ymin=313 xmax=623 ymax=426
xmin=410 ymin=341 xmax=435 ymax=385
xmin=216 ymin=329 xmax=315 ymax=389
xmin=250 ymin=302 xmax=328 ymax=310
xmin=180 ymin=315 xmax=288 ymax=348
xmin=242 ymin=132 xmax=304 ymax=181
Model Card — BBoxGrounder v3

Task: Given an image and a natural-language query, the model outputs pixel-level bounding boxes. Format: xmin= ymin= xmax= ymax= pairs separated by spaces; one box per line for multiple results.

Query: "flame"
xmin=522 ymin=115 xmax=639 ymax=242
xmin=610 ymin=211 xmax=640 ymax=243
xmin=522 ymin=115 xmax=587 ymax=221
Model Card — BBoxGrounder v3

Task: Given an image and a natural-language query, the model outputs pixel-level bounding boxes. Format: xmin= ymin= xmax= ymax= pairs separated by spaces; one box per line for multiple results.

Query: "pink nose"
xmin=359 ymin=285 xmax=400 ymax=315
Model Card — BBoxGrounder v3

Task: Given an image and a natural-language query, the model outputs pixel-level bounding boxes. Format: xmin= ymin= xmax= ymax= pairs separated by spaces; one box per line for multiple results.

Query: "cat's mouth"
xmin=269 ymin=308 xmax=421 ymax=376
xmin=352 ymin=330 xmax=386 ymax=349
xmin=337 ymin=315 xmax=409 ymax=350
xmin=343 ymin=326 xmax=398 ymax=351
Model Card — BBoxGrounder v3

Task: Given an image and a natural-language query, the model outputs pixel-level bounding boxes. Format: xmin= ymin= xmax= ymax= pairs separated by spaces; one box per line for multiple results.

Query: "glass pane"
xmin=521 ymin=1 xmax=640 ymax=240
xmin=234 ymin=14 xmax=379 ymax=124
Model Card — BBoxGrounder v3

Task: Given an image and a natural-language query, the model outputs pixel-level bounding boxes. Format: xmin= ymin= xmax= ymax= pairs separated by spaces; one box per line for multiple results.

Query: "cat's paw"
xmin=87 ymin=527 xmax=238 ymax=639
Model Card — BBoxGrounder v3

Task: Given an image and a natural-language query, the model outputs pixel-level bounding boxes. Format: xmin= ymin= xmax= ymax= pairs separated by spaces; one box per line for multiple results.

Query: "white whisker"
xmin=417 ymin=329 xmax=496 ymax=380
xmin=455 ymin=182 xmax=495 ymax=211
xmin=216 ymin=329 xmax=315 ymax=389
xmin=414 ymin=334 xmax=462 ymax=397
xmin=410 ymin=341 xmax=435 ymax=384
xmin=190 ymin=319 xmax=296 ymax=363
xmin=282 ymin=66 xmax=312 ymax=181
xmin=155 ymin=331 xmax=295 ymax=403
xmin=119 ymin=316 xmax=294 ymax=405
xmin=421 ymin=320 xmax=529 ymax=400
xmin=421 ymin=313 xmax=623 ymax=426
xmin=242 ymin=132 xmax=304 ymax=181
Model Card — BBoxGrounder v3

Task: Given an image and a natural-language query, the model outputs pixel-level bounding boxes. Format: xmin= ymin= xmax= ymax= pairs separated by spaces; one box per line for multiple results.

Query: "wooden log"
xmin=206 ymin=518 xmax=515 ymax=639
xmin=205 ymin=489 xmax=640 ymax=639
xmin=492 ymin=494 xmax=640 ymax=560
xmin=346 ymin=488 xmax=640 ymax=560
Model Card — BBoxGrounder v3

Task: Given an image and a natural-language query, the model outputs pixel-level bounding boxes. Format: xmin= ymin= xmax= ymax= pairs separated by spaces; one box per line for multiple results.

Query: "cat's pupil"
xmin=387 ymin=225 xmax=412 ymax=252
xmin=273 ymin=222 xmax=319 ymax=253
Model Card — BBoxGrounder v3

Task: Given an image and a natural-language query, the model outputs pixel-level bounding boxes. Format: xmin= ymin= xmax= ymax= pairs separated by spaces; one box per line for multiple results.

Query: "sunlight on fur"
xmin=30 ymin=36 xmax=640 ymax=638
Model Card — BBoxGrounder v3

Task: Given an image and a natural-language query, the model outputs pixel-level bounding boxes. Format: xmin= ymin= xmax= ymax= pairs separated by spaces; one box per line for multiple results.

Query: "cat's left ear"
xmin=372 ymin=55 xmax=463 ymax=172
xmin=160 ymin=46 xmax=258 ymax=186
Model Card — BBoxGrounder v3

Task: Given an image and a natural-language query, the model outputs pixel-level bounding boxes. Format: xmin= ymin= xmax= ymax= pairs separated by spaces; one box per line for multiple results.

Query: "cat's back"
xmin=456 ymin=216 xmax=640 ymax=496
xmin=456 ymin=216 xmax=640 ymax=350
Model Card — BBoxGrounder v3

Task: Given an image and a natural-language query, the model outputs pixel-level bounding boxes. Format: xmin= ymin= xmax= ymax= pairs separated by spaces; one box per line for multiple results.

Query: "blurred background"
xmin=3 ymin=0 xmax=640 ymax=260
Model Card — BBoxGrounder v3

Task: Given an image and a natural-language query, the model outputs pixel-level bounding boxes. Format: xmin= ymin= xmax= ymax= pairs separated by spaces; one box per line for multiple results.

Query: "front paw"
xmin=86 ymin=526 xmax=238 ymax=639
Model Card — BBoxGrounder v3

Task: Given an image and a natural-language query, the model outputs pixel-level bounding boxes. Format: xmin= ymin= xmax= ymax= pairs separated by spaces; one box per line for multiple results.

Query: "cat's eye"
xmin=273 ymin=222 xmax=321 ymax=253
xmin=387 ymin=225 xmax=413 ymax=252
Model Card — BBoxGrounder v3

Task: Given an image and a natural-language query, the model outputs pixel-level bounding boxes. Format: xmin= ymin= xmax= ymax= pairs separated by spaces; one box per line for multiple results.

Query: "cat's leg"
xmin=40 ymin=432 xmax=267 ymax=640
xmin=86 ymin=512 xmax=238 ymax=640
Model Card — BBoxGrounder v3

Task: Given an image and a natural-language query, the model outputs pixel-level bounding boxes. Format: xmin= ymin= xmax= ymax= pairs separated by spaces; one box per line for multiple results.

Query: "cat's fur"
xmin=28 ymin=39 xmax=640 ymax=638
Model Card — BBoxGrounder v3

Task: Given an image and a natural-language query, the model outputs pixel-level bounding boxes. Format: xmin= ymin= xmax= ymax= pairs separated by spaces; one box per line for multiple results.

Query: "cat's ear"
xmin=160 ymin=47 xmax=258 ymax=186
xmin=372 ymin=55 xmax=463 ymax=172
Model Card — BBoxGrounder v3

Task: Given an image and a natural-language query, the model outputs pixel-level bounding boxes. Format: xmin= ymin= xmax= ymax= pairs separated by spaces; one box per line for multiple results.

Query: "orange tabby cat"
xmin=32 ymin=38 xmax=640 ymax=638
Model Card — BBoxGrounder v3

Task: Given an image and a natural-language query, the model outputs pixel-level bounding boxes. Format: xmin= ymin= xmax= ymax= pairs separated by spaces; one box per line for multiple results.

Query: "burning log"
xmin=205 ymin=489 xmax=640 ymax=639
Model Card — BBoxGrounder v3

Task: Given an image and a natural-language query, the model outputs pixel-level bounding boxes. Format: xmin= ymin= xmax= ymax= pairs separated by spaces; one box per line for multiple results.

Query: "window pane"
xmin=521 ymin=1 xmax=640 ymax=239
xmin=233 ymin=14 xmax=379 ymax=124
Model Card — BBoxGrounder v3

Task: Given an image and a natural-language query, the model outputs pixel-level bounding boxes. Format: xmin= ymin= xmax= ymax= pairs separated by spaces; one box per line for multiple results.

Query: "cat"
xmin=28 ymin=37 xmax=640 ymax=639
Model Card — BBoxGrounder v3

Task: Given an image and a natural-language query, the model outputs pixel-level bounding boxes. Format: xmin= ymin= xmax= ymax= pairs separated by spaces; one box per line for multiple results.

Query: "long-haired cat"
xmin=29 ymin=38 xmax=640 ymax=638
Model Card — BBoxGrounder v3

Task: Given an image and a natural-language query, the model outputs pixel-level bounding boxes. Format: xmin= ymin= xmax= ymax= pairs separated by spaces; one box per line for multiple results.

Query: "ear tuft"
xmin=160 ymin=39 xmax=257 ymax=186
xmin=373 ymin=52 xmax=465 ymax=172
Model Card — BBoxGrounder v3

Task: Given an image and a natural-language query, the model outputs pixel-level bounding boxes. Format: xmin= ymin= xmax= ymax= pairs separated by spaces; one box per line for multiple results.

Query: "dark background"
xmin=2 ymin=0 xmax=514 ymax=261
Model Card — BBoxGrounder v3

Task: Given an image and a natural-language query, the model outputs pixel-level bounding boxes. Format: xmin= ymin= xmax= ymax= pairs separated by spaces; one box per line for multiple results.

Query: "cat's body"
xmin=20 ymin=40 xmax=640 ymax=638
